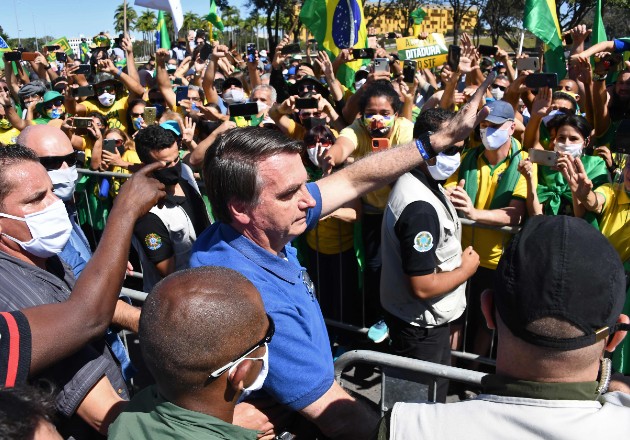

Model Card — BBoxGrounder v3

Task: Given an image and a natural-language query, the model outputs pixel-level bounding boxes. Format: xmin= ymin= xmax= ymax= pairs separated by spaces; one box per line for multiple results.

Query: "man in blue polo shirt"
xmin=190 ymin=72 xmax=496 ymax=438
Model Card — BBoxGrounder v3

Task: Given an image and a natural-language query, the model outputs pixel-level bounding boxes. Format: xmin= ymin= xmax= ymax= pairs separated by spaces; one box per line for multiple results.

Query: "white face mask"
xmin=480 ymin=126 xmax=510 ymax=150
xmin=48 ymin=166 xmax=78 ymax=202
xmin=555 ymin=142 xmax=583 ymax=158
xmin=0 ymin=199 xmax=72 ymax=258
xmin=223 ymin=88 xmax=245 ymax=105
xmin=490 ymin=88 xmax=504 ymax=101
xmin=98 ymin=92 xmax=116 ymax=107
xmin=427 ymin=152 xmax=461 ymax=181
xmin=230 ymin=343 xmax=269 ymax=401
xmin=542 ymin=109 xmax=562 ymax=126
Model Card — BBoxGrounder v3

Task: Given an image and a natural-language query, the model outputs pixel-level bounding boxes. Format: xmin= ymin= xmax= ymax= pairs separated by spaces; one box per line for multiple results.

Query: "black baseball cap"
xmin=494 ymin=216 xmax=628 ymax=350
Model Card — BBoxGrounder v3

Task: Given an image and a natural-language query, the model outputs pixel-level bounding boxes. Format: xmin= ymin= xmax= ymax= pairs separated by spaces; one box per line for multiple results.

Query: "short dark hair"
xmin=0 ymin=144 xmax=40 ymax=209
xmin=134 ymin=125 xmax=177 ymax=164
xmin=359 ymin=80 xmax=403 ymax=115
xmin=552 ymin=114 xmax=591 ymax=140
xmin=303 ymin=125 xmax=336 ymax=147
xmin=414 ymin=108 xmax=455 ymax=138
xmin=552 ymin=91 xmax=578 ymax=113
xmin=203 ymin=126 xmax=303 ymax=224
xmin=0 ymin=385 xmax=57 ymax=440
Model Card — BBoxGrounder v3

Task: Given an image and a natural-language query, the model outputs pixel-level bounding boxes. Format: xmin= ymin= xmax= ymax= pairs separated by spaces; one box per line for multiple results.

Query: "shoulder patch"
xmin=144 ymin=233 xmax=163 ymax=251
xmin=413 ymin=231 xmax=434 ymax=253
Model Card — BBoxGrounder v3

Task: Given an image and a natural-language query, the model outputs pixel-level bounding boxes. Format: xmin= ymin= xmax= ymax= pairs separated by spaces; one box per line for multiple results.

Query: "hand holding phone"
xmin=447 ymin=45 xmax=461 ymax=71
xmin=529 ymin=149 xmax=558 ymax=167
xmin=143 ymin=107 xmax=157 ymax=125
xmin=403 ymin=60 xmax=417 ymax=83
xmin=373 ymin=58 xmax=389 ymax=73
xmin=372 ymin=138 xmax=390 ymax=152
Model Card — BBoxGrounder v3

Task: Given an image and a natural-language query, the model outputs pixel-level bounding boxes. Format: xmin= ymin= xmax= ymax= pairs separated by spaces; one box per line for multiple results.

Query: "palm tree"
xmin=182 ymin=11 xmax=203 ymax=37
xmin=113 ymin=3 xmax=138 ymax=35
xmin=135 ymin=9 xmax=157 ymax=57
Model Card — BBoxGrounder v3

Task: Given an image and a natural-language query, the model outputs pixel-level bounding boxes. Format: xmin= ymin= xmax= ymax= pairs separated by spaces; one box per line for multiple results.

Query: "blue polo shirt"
xmin=190 ymin=182 xmax=333 ymax=411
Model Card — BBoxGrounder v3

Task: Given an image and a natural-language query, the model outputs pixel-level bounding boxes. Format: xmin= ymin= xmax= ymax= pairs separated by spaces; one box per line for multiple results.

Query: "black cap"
xmin=494 ymin=216 xmax=628 ymax=350
xmin=289 ymin=75 xmax=329 ymax=99
xmin=222 ymin=77 xmax=243 ymax=90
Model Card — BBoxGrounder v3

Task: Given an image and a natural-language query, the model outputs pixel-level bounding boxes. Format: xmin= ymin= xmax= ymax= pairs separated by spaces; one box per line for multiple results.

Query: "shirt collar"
xmin=482 ymin=374 xmax=600 ymax=401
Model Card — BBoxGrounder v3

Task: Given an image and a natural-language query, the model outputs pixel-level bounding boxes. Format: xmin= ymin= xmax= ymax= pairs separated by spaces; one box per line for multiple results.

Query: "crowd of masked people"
xmin=0 ymin=23 xmax=629 ymax=439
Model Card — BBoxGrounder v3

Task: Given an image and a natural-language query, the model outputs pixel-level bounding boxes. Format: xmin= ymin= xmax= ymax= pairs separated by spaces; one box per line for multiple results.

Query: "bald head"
xmin=139 ymin=266 xmax=268 ymax=399
xmin=17 ymin=125 xmax=73 ymax=158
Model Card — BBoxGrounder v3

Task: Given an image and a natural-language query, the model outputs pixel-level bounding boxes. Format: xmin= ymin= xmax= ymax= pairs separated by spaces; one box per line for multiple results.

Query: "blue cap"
xmin=485 ymin=99 xmax=514 ymax=124
xmin=160 ymin=120 xmax=181 ymax=137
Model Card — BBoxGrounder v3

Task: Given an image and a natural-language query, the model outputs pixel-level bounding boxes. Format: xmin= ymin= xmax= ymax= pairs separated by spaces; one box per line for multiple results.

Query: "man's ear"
xmin=228 ymin=199 xmax=251 ymax=226
xmin=480 ymin=289 xmax=496 ymax=330
xmin=606 ymin=314 xmax=630 ymax=353
xmin=227 ymin=359 xmax=254 ymax=392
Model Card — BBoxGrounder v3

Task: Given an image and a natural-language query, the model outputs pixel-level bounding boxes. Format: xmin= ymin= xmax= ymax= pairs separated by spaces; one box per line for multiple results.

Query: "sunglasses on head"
xmin=44 ymin=99 xmax=64 ymax=109
xmin=39 ymin=151 xmax=77 ymax=170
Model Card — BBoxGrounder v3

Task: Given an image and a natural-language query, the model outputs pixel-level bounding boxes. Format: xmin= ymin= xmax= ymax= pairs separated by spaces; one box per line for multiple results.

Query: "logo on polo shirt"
xmin=413 ymin=231 xmax=433 ymax=253
xmin=144 ymin=233 xmax=162 ymax=251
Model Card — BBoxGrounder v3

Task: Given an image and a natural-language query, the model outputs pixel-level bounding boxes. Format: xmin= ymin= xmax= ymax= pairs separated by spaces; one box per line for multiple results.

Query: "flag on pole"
xmin=206 ymin=0 xmax=224 ymax=32
xmin=300 ymin=0 xmax=369 ymax=90
xmin=410 ymin=7 xmax=426 ymax=37
xmin=135 ymin=0 xmax=183 ymax=34
xmin=0 ymin=36 xmax=9 ymax=51
xmin=524 ymin=0 xmax=566 ymax=79
xmin=155 ymin=10 xmax=171 ymax=50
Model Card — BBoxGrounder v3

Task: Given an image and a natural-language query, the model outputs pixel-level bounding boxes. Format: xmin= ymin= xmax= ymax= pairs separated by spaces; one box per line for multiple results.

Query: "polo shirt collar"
xmin=219 ymin=223 xmax=301 ymax=284
xmin=482 ymin=374 xmax=600 ymax=401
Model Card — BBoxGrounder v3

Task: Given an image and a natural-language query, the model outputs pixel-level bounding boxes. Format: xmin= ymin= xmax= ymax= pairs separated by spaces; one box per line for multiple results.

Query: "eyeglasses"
xmin=44 ymin=99 xmax=64 ymax=109
xmin=209 ymin=314 xmax=275 ymax=378
xmin=131 ymin=112 xmax=144 ymax=118
xmin=491 ymin=84 xmax=507 ymax=92
xmin=189 ymin=96 xmax=202 ymax=102
xmin=39 ymin=151 xmax=77 ymax=170
xmin=301 ymin=84 xmax=316 ymax=92
xmin=300 ymin=112 xmax=323 ymax=118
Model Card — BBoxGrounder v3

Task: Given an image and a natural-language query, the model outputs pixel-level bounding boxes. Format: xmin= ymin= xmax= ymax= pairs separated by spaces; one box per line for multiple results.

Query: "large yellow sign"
xmin=396 ymin=33 xmax=448 ymax=69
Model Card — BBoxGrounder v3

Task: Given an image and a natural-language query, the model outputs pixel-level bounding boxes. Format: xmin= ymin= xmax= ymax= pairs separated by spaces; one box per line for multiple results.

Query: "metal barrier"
xmin=335 ymin=350 xmax=487 ymax=414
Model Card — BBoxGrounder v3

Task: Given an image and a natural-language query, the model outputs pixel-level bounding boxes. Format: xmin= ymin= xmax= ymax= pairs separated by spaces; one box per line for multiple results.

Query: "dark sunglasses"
xmin=44 ymin=99 xmax=64 ymax=109
xmin=39 ymin=151 xmax=77 ymax=170
xmin=130 ymin=112 xmax=144 ymax=118
xmin=491 ymin=84 xmax=507 ymax=92
xmin=208 ymin=314 xmax=275 ymax=379
xmin=301 ymin=84 xmax=316 ymax=91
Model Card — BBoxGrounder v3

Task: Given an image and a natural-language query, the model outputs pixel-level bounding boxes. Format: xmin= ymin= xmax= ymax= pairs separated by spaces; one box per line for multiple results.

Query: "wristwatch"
xmin=45 ymin=64 xmax=52 ymax=70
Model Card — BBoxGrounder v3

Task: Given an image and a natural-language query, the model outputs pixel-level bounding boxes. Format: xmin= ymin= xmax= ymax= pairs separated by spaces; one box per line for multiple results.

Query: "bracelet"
xmin=45 ymin=64 xmax=52 ymax=70
xmin=415 ymin=132 xmax=437 ymax=161
xmin=114 ymin=69 xmax=122 ymax=78
xmin=593 ymin=73 xmax=607 ymax=81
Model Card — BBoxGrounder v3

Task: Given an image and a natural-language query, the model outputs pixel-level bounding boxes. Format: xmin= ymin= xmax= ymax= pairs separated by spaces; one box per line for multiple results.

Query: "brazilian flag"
xmin=300 ymin=0 xmax=368 ymax=90
xmin=155 ymin=10 xmax=171 ymax=51
xmin=524 ymin=0 xmax=566 ymax=79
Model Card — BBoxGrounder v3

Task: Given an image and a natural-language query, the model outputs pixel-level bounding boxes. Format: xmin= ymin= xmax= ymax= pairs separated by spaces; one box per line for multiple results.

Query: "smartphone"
xmin=73 ymin=117 xmax=93 ymax=128
xmin=55 ymin=52 xmax=67 ymax=63
xmin=374 ymin=58 xmax=389 ymax=73
xmin=45 ymin=45 xmax=61 ymax=51
xmin=308 ymin=39 xmax=318 ymax=51
xmin=229 ymin=102 xmax=259 ymax=117
xmin=372 ymin=138 xmax=390 ymax=152
xmin=295 ymin=97 xmax=318 ymax=109
xmin=563 ymin=33 xmax=573 ymax=45
xmin=529 ymin=149 xmax=558 ymax=167
xmin=72 ymin=85 xmax=95 ymax=98
xmin=281 ymin=43 xmax=301 ymax=54
xmin=102 ymin=139 xmax=118 ymax=154
xmin=246 ymin=43 xmax=256 ymax=63
xmin=143 ymin=107 xmax=157 ymax=125
xmin=403 ymin=60 xmax=416 ymax=83
xmin=4 ymin=51 xmax=21 ymax=62
xmin=516 ymin=57 xmax=540 ymax=71
xmin=447 ymin=45 xmax=461 ymax=70
xmin=352 ymin=48 xmax=375 ymax=59
xmin=199 ymin=43 xmax=212 ymax=61
xmin=21 ymin=52 xmax=38 ymax=62
xmin=478 ymin=45 xmax=498 ymax=57
xmin=175 ymin=86 xmax=189 ymax=105
xmin=525 ymin=73 xmax=558 ymax=89
xmin=611 ymin=119 xmax=630 ymax=154
xmin=75 ymin=64 xmax=92 ymax=75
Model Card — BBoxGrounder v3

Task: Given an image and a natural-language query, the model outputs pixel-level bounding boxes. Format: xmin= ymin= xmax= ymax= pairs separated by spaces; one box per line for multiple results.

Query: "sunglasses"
xmin=131 ymin=112 xmax=144 ymax=118
xmin=301 ymin=84 xmax=316 ymax=91
xmin=491 ymin=84 xmax=507 ymax=92
xmin=39 ymin=151 xmax=77 ymax=170
xmin=44 ymin=99 xmax=64 ymax=109
xmin=209 ymin=314 xmax=275 ymax=379
xmin=306 ymin=139 xmax=333 ymax=149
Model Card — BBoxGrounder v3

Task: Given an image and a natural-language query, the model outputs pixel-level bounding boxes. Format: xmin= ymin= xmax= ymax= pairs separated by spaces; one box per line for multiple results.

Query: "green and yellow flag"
xmin=411 ymin=7 xmax=427 ymax=37
xmin=524 ymin=0 xmax=566 ymax=79
xmin=156 ymin=11 xmax=171 ymax=50
xmin=206 ymin=0 xmax=224 ymax=32
xmin=300 ymin=0 xmax=368 ymax=90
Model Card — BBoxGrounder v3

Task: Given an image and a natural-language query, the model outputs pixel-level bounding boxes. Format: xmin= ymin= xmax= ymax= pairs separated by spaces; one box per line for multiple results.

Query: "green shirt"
xmin=108 ymin=385 xmax=258 ymax=440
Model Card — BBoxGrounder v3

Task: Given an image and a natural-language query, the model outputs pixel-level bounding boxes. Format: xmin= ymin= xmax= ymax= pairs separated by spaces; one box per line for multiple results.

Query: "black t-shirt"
xmin=133 ymin=178 xmax=210 ymax=264
xmin=0 ymin=310 xmax=31 ymax=387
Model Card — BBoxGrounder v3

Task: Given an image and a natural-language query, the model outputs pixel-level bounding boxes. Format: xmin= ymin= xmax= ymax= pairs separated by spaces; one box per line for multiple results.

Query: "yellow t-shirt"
xmin=445 ymin=146 xmax=534 ymax=270
xmin=305 ymin=216 xmax=354 ymax=255
xmin=111 ymin=149 xmax=142 ymax=196
xmin=0 ymin=128 xmax=21 ymax=145
xmin=595 ymin=183 xmax=630 ymax=262
xmin=339 ymin=117 xmax=414 ymax=210
xmin=83 ymin=96 xmax=130 ymax=132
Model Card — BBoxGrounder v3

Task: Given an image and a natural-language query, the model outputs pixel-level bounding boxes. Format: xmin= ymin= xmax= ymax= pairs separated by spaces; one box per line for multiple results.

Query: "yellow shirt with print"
xmin=595 ymin=183 xmax=630 ymax=262
xmin=0 ymin=128 xmax=21 ymax=145
xmin=83 ymin=96 xmax=130 ymax=132
xmin=306 ymin=216 xmax=354 ymax=255
xmin=338 ymin=117 xmax=414 ymax=210
xmin=445 ymin=145 xmax=534 ymax=270
xmin=111 ymin=149 xmax=142 ymax=196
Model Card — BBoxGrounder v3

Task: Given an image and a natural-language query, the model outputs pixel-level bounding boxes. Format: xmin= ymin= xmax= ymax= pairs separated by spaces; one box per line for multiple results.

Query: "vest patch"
xmin=413 ymin=231 xmax=433 ymax=253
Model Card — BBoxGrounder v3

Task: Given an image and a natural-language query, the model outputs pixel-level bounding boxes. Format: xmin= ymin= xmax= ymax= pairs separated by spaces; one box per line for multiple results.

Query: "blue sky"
xmin=3 ymin=0 xmax=248 ymax=41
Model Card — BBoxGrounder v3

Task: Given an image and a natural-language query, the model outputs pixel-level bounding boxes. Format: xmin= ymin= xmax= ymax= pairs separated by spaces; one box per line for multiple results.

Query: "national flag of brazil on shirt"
xmin=524 ymin=0 xmax=566 ymax=79
xmin=300 ymin=0 xmax=368 ymax=90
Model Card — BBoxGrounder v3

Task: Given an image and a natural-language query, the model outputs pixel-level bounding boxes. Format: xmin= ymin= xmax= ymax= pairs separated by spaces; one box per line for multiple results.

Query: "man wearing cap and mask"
xmin=379 ymin=215 xmax=630 ymax=439
xmin=109 ymin=266 xmax=272 ymax=439
xmin=132 ymin=124 xmax=210 ymax=293
xmin=445 ymin=99 xmax=533 ymax=358
xmin=380 ymin=109 xmax=480 ymax=402
xmin=3 ymin=80 xmax=48 ymax=131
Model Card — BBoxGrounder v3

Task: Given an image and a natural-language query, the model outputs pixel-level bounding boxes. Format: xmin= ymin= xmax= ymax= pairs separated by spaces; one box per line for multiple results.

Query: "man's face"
xmin=241 ymin=153 xmax=316 ymax=251
xmin=23 ymin=94 xmax=43 ymax=106
xmin=251 ymin=89 xmax=272 ymax=107
xmin=550 ymin=98 xmax=574 ymax=114
xmin=296 ymin=66 xmax=314 ymax=81
xmin=615 ymin=72 xmax=630 ymax=99
xmin=148 ymin=142 xmax=179 ymax=165
xmin=187 ymin=88 xmax=202 ymax=104
xmin=95 ymin=82 xmax=117 ymax=97
xmin=558 ymin=79 xmax=578 ymax=94
xmin=0 ymin=162 xmax=58 ymax=250
xmin=480 ymin=119 xmax=514 ymax=133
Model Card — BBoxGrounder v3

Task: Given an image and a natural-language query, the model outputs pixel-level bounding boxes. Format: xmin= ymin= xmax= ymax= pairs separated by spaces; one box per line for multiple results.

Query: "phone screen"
xmin=447 ymin=45 xmax=461 ymax=70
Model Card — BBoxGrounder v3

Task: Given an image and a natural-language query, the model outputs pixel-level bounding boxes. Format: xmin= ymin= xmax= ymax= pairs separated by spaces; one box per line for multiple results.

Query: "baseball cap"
xmin=259 ymin=49 xmax=268 ymax=58
xmin=484 ymin=100 xmax=515 ymax=124
xmin=222 ymin=77 xmax=243 ymax=90
xmin=290 ymin=75 xmax=330 ymax=98
xmin=494 ymin=216 xmax=628 ymax=350
xmin=160 ymin=120 xmax=181 ymax=137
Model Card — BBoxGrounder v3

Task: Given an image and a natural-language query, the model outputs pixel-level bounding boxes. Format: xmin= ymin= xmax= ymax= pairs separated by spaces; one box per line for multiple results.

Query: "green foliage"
xmin=114 ymin=3 xmax=138 ymax=34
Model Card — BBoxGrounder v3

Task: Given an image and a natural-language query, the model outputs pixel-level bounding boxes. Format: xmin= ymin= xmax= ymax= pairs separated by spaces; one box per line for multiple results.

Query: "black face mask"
xmin=153 ymin=160 xmax=182 ymax=186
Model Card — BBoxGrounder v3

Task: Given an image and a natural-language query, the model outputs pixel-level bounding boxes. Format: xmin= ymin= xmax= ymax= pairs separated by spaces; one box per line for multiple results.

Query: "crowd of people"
xmin=0 ymin=23 xmax=629 ymax=439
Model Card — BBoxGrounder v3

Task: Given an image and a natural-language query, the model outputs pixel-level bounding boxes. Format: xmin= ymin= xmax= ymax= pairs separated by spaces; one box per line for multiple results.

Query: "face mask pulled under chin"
xmin=98 ymin=92 xmax=116 ymax=107
xmin=427 ymin=152 xmax=461 ymax=181
xmin=480 ymin=126 xmax=509 ymax=150
xmin=48 ymin=166 xmax=78 ymax=201
xmin=0 ymin=199 xmax=72 ymax=258
xmin=231 ymin=344 xmax=269 ymax=402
